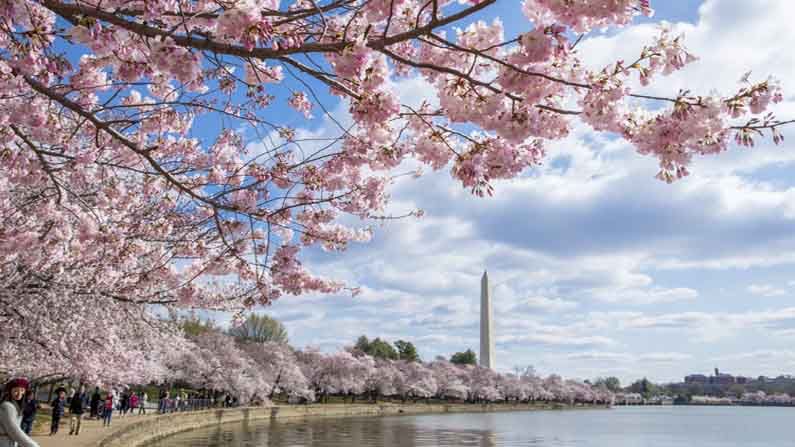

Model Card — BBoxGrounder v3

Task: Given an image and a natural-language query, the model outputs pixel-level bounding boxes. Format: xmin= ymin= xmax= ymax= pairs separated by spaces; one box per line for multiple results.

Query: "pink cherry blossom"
xmin=289 ymin=92 xmax=314 ymax=118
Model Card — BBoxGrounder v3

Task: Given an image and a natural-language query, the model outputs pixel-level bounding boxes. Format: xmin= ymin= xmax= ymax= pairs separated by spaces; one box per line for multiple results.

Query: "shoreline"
xmin=34 ymin=402 xmax=608 ymax=447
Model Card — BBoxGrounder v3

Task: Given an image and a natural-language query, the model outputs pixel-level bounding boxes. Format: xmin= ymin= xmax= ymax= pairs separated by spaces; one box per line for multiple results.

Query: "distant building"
xmin=709 ymin=368 xmax=736 ymax=385
xmin=647 ymin=395 xmax=674 ymax=405
xmin=615 ymin=393 xmax=644 ymax=405
xmin=684 ymin=368 xmax=742 ymax=386
xmin=711 ymin=374 xmax=735 ymax=385
xmin=685 ymin=374 xmax=708 ymax=384
xmin=681 ymin=370 xmax=795 ymax=397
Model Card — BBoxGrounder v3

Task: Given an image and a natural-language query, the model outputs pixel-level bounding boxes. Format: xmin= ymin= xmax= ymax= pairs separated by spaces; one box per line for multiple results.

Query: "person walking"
xmin=20 ymin=390 xmax=39 ymax=436
xmin=90 ymin=387 xmax=101 ymax=419
xmin=0 ymin=378 xmax=39 ymax=447
xmin=119 ymin=391 xmax=129 ymax=417
xmin=138 ymin=392 xmax=147 ymax=415
xmin=111 ymin=388 xmax=119 ymax=413
xmin=129 ymin=392 xmax=138 ymax=416
xmin=158 ymin=390 xmax=168 ymax=414
xmin=68 ymin=385 xmax=86 ymax=435
xmin=102 ymin=392 xmax=114 ymax=427
xmin=49 ymin=387 xmax=66 ymax=436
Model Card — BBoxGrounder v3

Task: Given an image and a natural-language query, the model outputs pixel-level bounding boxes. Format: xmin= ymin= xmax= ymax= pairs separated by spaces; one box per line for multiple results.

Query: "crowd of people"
xmin=27 ymin=384 xmax=150 ymax=435
xmin=0 ymin=377 xmax=221 ymax=446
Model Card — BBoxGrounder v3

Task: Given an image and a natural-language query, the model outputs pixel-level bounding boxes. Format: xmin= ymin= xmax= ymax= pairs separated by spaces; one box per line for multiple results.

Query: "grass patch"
xmin=31 ymin=409 xmax=52 ymax=436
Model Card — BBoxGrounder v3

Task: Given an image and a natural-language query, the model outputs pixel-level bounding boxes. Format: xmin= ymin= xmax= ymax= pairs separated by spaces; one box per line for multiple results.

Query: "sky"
xmin=211 ymin=0 xmax=795 ymax=386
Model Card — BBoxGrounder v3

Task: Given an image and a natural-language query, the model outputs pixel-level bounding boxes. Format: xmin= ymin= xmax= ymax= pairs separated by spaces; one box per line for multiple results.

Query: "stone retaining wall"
xmin=99 ymin=402 xmax=586 ymax=446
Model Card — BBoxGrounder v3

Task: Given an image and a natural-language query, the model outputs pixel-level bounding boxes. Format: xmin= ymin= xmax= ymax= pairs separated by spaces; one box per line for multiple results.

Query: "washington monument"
xmin=480 ymin=271 xmax=495 ymax=369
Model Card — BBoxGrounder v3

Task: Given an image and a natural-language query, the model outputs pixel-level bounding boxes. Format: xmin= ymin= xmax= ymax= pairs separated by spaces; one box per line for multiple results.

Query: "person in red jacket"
xmin=102 ymin=392 xmax=113 ymax=427
xmin=129 ymin=393 xmax=138 ymax=416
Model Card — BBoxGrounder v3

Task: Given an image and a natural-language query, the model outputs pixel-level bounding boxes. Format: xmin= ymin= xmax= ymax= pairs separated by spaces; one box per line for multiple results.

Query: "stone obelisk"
xmin=480 ymin=271 xmax=495 ymax=369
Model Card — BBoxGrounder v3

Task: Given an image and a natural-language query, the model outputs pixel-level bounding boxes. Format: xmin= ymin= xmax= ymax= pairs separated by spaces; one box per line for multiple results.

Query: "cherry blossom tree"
xmin=4 ymin=0 xmax=788 ymax=380
xmin=367 ymin=358 xmax=401 ymax=401
xmin=242 ymin=341 xmax=313 ymax=401
xmin=295 ymin=348 xmax=365 ymax=401
xmin=395 ymin=360 xmax=437 ymax=401
xmin=0 ymin=265 xmax=185 ymax=385
xmin=497 ymin=373 xmax=525 ymax=402
xmin=429 ymin=360 xmax=469 ymax=401
xmin=466 ymin=365 xmax=502 ymax=402
xmin=176 ymin=330 xmax=271 ymax=403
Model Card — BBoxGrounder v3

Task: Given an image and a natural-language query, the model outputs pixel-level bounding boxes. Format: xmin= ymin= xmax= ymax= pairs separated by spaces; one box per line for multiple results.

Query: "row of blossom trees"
xmin=740 ymin=391 xmax=795 ymax=406
xmin=161 ymin=329 xmax=614 ymax=407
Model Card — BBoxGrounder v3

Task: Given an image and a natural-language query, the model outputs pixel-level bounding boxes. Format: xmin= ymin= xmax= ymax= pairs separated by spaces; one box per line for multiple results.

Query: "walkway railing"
xmin=155 ymin=398 xmax=239 ymax=414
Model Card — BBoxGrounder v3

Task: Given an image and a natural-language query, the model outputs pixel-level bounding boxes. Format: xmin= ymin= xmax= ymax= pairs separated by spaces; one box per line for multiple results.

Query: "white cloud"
xmin=712 ymin=350 xmax=795 ymax=362
xmin=617 ymin=308 xmax=795 ymax=335
xmin=638 ymin=352 xmax=693 ymax=363
xmin=498 ymin=333 xmax=616 ymax=349
xmin=566 ymin=351 xmax=631 ymax=362
xmin=748 ymin=284 xmax=787 ymax=297
xmin=593 ymin=286 xmax=699 ymax=305
xmin=513 ymin=296 xmax=579 ymax=313
xmin=564 ymin=351 xmax=691 ymax=364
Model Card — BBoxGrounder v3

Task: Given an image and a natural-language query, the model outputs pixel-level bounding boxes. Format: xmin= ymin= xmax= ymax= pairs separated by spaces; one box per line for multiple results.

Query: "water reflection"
xmin=148 ymin=407 xmax=795 ymax=447
xmin=153 ymin=414 xmax=506 ymax=447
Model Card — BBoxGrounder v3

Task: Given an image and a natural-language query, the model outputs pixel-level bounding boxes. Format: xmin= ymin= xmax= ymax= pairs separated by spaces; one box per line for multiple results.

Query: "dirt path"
xmin=33 ymin=412 xmax=155 ymax=447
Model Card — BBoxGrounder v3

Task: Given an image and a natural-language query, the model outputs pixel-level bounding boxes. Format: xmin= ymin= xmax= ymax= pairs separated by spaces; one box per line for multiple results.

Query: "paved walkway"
xmin=33 ymin=413 xmax=155 ymax=447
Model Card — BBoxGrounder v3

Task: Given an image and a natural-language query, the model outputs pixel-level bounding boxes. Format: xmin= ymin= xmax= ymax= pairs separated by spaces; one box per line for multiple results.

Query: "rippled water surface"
xmin=151 ymin=406 xmax=795 ymax=446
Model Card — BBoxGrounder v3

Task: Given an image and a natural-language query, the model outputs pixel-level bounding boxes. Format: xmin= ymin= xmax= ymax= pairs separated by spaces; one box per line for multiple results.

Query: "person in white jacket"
xmin=0 ymin=378 xmax=39 ymax=447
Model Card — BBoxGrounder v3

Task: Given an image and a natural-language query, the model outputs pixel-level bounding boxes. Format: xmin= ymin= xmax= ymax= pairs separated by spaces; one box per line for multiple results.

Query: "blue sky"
xmin=201 ymin=0 xmax=795 ymax=386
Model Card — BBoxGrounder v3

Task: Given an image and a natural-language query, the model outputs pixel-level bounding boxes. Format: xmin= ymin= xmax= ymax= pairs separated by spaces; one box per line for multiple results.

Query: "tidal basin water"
xmin=150 ymin=406 xmax=793 ymax=446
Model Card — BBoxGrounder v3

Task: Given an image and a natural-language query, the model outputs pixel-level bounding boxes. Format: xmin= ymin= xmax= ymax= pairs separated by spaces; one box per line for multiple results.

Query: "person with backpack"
xmin=49 ymin=387 xmax=66 ymax=435
xmin=158 ymin=390 xmax=168 ymax=414
xmin=89 ymin=387 xmax=101 ymax=419
xmin=19 ymin=390 xmax=39 ymax=436
xmin=68 ymin=385 xmax=86 ymax=435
